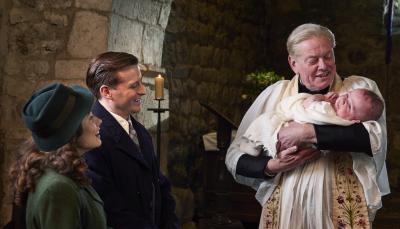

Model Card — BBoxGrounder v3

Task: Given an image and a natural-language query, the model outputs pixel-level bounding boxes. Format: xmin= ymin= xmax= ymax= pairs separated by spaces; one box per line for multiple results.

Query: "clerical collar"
xmin=298 ymin=78 xmax=329 ymax=95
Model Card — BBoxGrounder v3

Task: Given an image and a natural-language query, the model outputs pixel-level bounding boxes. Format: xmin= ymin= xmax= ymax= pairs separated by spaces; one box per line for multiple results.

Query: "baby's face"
xmin=334 ymin=89 xmax=369 ymax=121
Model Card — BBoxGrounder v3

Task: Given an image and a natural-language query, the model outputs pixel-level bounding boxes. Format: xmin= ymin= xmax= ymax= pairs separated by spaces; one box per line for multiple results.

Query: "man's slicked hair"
xmin=86 ymin=52 xmax=139 ymax=99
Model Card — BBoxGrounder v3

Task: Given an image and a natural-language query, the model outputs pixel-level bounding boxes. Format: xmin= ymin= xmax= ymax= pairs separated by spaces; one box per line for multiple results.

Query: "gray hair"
xmin=287 ymin=23 xmax=336 ymax=56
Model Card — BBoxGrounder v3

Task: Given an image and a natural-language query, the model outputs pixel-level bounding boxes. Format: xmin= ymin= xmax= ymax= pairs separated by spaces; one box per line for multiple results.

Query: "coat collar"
xmin=92 ymin=101 xmax=151 ymax=169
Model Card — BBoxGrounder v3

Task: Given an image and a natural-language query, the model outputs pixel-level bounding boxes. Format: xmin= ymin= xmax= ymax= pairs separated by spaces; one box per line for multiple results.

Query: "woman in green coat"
xmin=8 ymin=83 xmax=109 ymax=229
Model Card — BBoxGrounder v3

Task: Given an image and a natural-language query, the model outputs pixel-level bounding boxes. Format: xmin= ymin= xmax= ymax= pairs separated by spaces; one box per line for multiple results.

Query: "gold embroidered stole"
xmin=332 ymin=154 xmax=370 ymax=229
xmin=259 ymin=179 xmax=281 ymax=229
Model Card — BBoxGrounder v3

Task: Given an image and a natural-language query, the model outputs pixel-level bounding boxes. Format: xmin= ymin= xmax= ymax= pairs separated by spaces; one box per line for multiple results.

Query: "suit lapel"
xmin=92 ymin=101 xmax=150 ymax=169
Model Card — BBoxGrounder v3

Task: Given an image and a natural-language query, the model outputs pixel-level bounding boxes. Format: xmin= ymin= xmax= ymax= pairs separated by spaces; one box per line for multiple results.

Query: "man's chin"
xmin=309 ymin=82 xmax=331 ymax=91
xmin=315 ymin=77 xmax=333 ymax=89
xmin=131 ymin=107 xmax=141 ymax=113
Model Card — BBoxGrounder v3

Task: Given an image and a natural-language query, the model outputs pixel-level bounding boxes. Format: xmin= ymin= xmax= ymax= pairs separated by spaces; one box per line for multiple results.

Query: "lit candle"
xmin=155 ymin=74 xmax=164 ymax=99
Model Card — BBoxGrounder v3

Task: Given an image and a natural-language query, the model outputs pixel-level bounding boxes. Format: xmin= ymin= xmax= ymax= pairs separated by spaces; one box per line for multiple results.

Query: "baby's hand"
xmin=325 ymin=92 xmax=338 ymax=104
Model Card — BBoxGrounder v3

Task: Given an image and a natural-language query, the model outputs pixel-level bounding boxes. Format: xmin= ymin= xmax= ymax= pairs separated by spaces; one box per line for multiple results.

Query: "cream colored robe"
xmin=225 ymin=75 xmax=389 ymax=228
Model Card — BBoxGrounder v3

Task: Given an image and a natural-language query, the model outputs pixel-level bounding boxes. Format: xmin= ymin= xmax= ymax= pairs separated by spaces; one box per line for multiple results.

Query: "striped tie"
xmin=128 ymin=118 xmax=140 ymax=149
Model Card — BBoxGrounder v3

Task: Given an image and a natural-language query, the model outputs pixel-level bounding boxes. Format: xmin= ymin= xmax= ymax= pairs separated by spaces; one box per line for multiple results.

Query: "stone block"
xmin=32 ymin=22 xmax=52 ymax=39
xmin=191 ymin=100 xmax=201 ymax=115
xmin=189 ymin=65 xmax=202 ymax=78
xmin=4 ymin=53 xmax=22 ymax=75
xmin=228 ymin=50 xmax=246 ymax=69
xmin=187 ymin=116 xmax=201 ymax=135
xmin=111 ymin=0 xmax=138 ymax=20
xmin=188 ymin=44 xmax=200 ymax=65
xmin=203 ymin=68 xmax=219 ymax=83
xmin=44 ymin=11 xmax=68 ymax=26
xmin=185 ymin=79 xmax=196 ymax=96
xmin=196 ymin=81 xmax=209 ymax=101
xmin=137 ymin=0 xmax=161 ymax=25
xmin=75 ymin=0 xmax=112 ymax=11
xmin=41 ymin=40 xmax=63 ymax=54
xmin=25 ymin=60 xmax=49 ymax=76
xmin=2 ymin=98 xmax=28 ymax=140
xmin=173 ymin=66 xmax=191 ymax=79
xmin=165 ymin=17 xmax=185 ymax=33
xmin=108 ymin=14 xmax=143 ymax=59
xmin=16 ymin=0 xmax=37 ymax=8
xmin=199 ymin=46 xmax=214 ymax=66
xmin=175 ymin=40 xmax=190 ymax=63
xmin=170 ymin=99 xmax=179 ymax=111
xmin=187 ymin=1 xmax=201 ymax=20
xmin=4 ymin=76 xmax=36 ymax=99
xmin=143 ymin=25 xmax=164 ymax=66
xmin=55 ymin=59 xmax=89 ymax=79
xmin=181 ymin=99 xmax=191 ymax=115
xmin=8 ymin=22 xmax=51 ymax=56
xmin=67 ymin=11 xmax=107 ymax=58
xmin=212 ymin=48 xmax=223 ymax=67
xmin=9 ymin=25 xmax=30 ymax=55
xmin=205 ymin=4 xmax=220 ymax=24
xmin=47 ymin=0 xmax=72 ymax=9
xmin=170 ymin=78 xmax=183 ymax=96
xmin=159 ymin=3 xmax=171 ymax=29
xmin=9 ymin=7 xmax=40 ymax=24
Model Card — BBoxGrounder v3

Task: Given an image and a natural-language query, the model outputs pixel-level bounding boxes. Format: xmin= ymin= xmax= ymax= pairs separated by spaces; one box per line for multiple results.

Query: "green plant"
xmin=241 ymin=70 xmax=284 ymax=101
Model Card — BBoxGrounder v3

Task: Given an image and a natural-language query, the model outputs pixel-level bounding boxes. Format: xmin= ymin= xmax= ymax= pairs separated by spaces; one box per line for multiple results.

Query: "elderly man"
xmin=225 ymin=23 xmax=389 ymax=228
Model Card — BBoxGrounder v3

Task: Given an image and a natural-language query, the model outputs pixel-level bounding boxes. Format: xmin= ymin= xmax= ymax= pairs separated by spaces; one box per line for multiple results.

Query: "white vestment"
xmin=225 ymin=75 xmax=389 ymax=228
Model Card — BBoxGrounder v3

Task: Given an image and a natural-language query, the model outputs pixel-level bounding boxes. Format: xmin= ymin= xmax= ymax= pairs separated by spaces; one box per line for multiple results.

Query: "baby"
xmin=240 ymin=88 xmax=384 ymax=157
xmin=302 ymin=88 xmax=383 ymax=123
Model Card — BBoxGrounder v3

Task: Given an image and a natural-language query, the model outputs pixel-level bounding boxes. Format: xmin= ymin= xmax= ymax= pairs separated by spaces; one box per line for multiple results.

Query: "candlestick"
xmin=155 ymin=74 xmax=164 ymax=99
xmin=148 ymin=100 xmax=169 ymax=169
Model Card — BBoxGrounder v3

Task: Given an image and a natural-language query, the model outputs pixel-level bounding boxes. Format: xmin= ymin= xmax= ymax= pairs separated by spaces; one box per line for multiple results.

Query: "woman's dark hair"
xmin=86 ymin=52 xmax=139 ymax=99
xmin=8 ymin=126 xmax=88 ymax=206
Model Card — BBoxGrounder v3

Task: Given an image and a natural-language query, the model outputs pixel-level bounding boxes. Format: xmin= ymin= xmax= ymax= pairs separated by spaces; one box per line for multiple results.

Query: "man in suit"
xmin=84 ymin=52 xmax=179 ymax=229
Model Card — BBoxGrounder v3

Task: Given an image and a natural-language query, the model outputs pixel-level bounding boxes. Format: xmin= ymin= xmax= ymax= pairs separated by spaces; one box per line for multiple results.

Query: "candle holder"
xmin=148 ymin=99 xmax=169 ymax=168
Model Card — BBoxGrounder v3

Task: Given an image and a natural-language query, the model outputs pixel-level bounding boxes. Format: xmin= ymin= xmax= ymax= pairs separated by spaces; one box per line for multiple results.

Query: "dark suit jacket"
xmin=84 ymin=101 xmax=179 ymax=229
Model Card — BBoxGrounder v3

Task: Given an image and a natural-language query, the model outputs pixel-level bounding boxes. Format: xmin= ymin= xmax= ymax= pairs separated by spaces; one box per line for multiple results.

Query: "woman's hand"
xmin=265 ymin=146 xmax=320 ymax=174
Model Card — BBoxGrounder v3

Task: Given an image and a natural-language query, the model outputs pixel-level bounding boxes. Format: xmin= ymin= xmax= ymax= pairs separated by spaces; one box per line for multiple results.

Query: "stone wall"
xmin=265 ymin=0 xmax=400 ymax=189
xmin=163 ymin=0 xmax=268 ymax=191
xmin=0 ymin=0 xmax=173 ymax=224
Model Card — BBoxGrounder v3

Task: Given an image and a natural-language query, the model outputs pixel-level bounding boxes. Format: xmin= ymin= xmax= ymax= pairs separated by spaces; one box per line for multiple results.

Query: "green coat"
xmin=26 ymin=169 xmax=109 ymax=229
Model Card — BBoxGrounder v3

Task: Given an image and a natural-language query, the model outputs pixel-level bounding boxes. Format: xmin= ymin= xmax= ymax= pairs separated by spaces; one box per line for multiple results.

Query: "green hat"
xmin=22 ymin=83 xmax=94 ymax=151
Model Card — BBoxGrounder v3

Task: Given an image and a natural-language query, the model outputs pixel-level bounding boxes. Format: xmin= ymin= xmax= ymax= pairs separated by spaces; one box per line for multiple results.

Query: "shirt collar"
xmin=99 ymin=100 xmax=130 ymax=135
xmin=298 ymin=77 xmax=330 ymax=95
